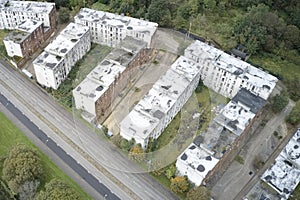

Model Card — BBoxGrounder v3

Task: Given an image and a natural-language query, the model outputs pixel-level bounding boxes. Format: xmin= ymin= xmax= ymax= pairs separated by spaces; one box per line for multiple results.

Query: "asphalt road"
xmin=0 ymin=92 xmax=119 ymax=200
xmin=0 ymin=59 xmax=178 ymax=200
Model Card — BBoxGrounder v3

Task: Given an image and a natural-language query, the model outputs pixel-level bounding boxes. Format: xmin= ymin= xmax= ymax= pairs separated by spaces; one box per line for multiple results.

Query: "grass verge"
xmin=0 ymin=112 xmax=92 ymax=199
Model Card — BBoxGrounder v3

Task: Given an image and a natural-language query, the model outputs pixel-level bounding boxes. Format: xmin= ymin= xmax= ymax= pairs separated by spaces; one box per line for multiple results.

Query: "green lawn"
xmin=0 ymin=112 xmax=92 ymax=199
xmin=0 ymin=30 xmax=9 ymax=58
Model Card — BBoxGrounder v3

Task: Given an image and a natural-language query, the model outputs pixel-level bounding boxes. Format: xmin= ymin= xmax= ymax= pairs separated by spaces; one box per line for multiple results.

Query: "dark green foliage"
xmin=2 ymin=144 xmax=43 ymax=195
xmin=195 ymin=79 xmax=204 ymax=93
xmin=59 ymin=7 xmax=70 ymax=23
xmin=146 ymin=0 xmax=172 ymax=27
xmin=271 ymin=92 xmax=289 ymax=113
xmin=120 ymin=138 xmax=135 ymax=152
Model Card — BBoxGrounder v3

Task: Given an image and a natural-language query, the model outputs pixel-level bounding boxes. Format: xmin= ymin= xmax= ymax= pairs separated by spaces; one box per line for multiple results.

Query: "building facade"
xmin=176 ymin=88 xmax=266 ymax=187
xmin=262 ymin=128 xmax=300 ymax=200
xmin=74 ymin=8 xmax=158 ymax=48
xmin=73 ymin=37 xmax=152 ymax=123
xmin=0 ymin=1 xmax=57 ymax=35
xmin=120 ymin=56 xmax=201 ymax=149
xmin=33 ymin=23 xmax=90 ymax=89
xmin=3 ymin=19 xmax=44 ymax=58
xmin=184 ymin=40 xmax=278 ymax=100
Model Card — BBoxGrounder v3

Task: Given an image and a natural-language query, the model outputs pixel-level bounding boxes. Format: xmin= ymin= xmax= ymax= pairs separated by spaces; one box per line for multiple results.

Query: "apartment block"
xmin=176 ymin=88 xmax=266 ymax=186
xmin=74 ymin=8 xmax=158 ymax=48
xmin=262 ymin=128 xmax=300 ymax=200
xmin=0 ymin=1 xmax=56 ymax=34
xmin=184 ymin=40 xmax=278 ymax=100
xmin=120 ymin=56 xmax=201 ymax=149
xmin=33 ymin=23 xmax=90 ymax=89
xmin=73 ymin=37 xmax=151 ymax=123
xmin=3 ymin=19 xmax=44 ymax=58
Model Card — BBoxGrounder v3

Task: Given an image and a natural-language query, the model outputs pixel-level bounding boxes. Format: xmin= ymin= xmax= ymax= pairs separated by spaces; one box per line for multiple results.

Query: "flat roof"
xmin=33 ymin=51 xmax=64 ymax=70
xmin=214 ymin=89 xmax=266 ymax=136
xmin=4 ymin=20 xmax=42 ymax=43
xmin=262 ymin=129 xmax=300 ymax=199
xmin=74 ymin=59 xmax=126 ymax=102
xmin=185 ymin=40 xmax=278 ymax=94
xmin=74 ymin=8 xmax=158 ymax=35
xmin=120 ymin=56 xmax=200 ymax=140
xmin=0 ymin=1 xmax=55 ymax=14
xmin=232 ymin=88 xmax=266 ymax=113
xmin=106 ymin=36 xmax=146 ymax=66
xmin=177 ymin=143 xmax=219 ymax=186
xmin=45 ymin=23 xmax=89 ymax=57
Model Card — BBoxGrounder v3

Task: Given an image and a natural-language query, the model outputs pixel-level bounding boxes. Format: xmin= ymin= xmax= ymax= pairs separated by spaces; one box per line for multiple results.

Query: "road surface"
xmin=0 ymin=93 xmax=119 ymax=200
xmin=0 ymin=59 xmax=178 ymax=200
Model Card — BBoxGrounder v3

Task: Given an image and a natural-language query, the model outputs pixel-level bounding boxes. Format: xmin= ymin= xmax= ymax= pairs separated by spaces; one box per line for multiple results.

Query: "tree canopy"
xmin=34 ymin=179 xmax=81 ymax=200
xmin=186 ymin=186 xmax=211 ymax=200
xmin=170 ymin=176 xmax=189 ymax=193
xmin=2 ymin=144 xmax=43 ymax=195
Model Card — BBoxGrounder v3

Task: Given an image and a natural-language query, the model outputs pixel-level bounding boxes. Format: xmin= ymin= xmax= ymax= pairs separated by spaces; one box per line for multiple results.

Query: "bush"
xmin=286 ymin=100 xmax=300 ymax=125
xmin=271 ymin=93 xmax=289 ymax=113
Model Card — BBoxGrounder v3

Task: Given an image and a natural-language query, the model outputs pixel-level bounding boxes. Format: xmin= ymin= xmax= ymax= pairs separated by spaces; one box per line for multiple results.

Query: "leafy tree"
xmin=165 ymin=164 xmax=176 ymax=179
xmin=284 ymin=25 xmax=300 ymax=49
xmin=35 ymin=179 xmax=81 ymax=200
xmin=129 ymin=144 xmax=145 ymax=162
xmin=120 ymin=138 xmax=135 ymax=152
xmin=271 ymin=92 xmax=289 ymax=113
xmin=186 ymin=186 xmax=211 ymax=200
xmin=287 ymin=100 xmax=300 ymax=125
xmin=146 ymin=0 xmax=172 ymax=27
xmin=2 ymin=144 xmax=43 ymax=195
xmin=18 ymin=180 xmax=40 ymax=200
xmin=58 ymin=7 xmax=70 ymax=23
xmin=170 ymin=176 xmax=189 ymax=193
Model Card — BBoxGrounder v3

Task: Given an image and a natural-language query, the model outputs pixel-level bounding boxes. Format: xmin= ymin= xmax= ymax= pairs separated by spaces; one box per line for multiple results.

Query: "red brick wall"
xmin=95 ymin=48 xmax=154 ymax=123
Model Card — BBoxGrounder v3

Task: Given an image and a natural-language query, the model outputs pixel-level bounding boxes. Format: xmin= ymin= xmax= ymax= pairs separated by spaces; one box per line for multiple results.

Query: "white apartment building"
xmin=120 ymin=56 xmax=201 ymax=149
xmin=262 ymin=128 xmax=300 ymax=199
xmin=184 ymin=40 xmax=278 ymax=100
xmin=0 ymin=1 xmax=56 ymax=30
xmin=73 ymin=59 xmax=126 ymax=117
xmin=74 ymin=8 xmax=158 ymax=48
xmin=33 ymin=23 xmax=91 ymax=89
xmin=176 ymin=88 xmax=266 ymax=186
xmin=176 ymin=138 xmax=219 ymax=186
xmin=3 ymin=19 xmax=43 ymax=57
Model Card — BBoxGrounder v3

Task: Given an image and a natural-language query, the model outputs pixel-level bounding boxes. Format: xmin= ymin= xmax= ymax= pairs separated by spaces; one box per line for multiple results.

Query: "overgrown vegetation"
xmin=271 ymin=92 xmax=289 ymax=113
xmin=235 ymin=155 xmax=245 ymax=165
xmin=0 ymin=112 xmax=90 ymax=199
xmin=286 ymin=100 xmax=300 ymax=126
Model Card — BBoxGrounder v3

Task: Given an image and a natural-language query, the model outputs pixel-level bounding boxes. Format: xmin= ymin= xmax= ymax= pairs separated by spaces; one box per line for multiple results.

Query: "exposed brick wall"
xmin=95 ymin=48 xmax=155 ymax=123
xmin=203 ymin=105 xmax=267 ymax=188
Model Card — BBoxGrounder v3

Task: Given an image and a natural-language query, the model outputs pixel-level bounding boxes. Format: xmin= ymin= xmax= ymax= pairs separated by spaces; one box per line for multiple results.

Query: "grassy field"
xmin=0 ymin=112 xmax=92 ymax=199
xmin=0 ymin=30 xmax=9 ymax=58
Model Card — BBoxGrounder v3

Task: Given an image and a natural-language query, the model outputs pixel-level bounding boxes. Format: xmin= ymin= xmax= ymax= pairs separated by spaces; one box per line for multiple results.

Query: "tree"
xmin=129 ymin=144 xmax=145 ymax=162
xmin=165 ymin=164 xmax=176 ymax=179
xmin=284 ymin=25 xmax=300 ymax=49
xmin=170 ymin=176 xmax=189 ymax=193
xmin=146 ymin=0 xmax=172 ymax=27
xmin=271 ymin=92 xmax=289 ymax=113
xmin=2 ymin=144 xmax=43 ymax=195
xmin=58 ymin=7 xmax=70 ymax=23
xmin=186 ymin=186 xmax=211 ymax=200
xmin=35 ymin=179 xmax=81 ymax=200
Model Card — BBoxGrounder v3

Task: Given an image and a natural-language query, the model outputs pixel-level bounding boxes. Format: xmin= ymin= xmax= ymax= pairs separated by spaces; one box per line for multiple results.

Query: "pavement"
xmin=0 ymin=59 xmax=178 ymax=200
xmin=211 ymin=99 xmax=295 ymax=200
